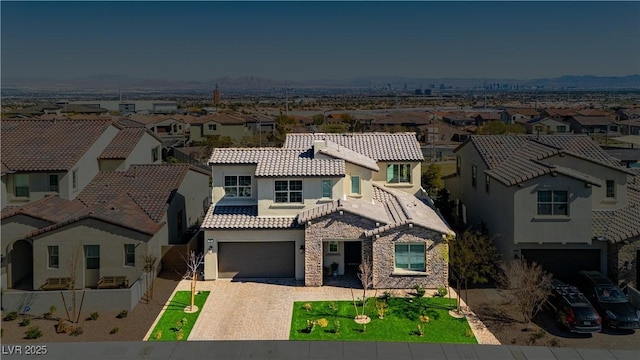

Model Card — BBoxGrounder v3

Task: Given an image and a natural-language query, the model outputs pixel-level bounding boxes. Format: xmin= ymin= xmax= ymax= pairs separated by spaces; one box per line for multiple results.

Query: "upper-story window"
xmin=224 ymin=176 xmax=252 ymax=197
xmin=606 ymin=180 xmax=615 ymax=198
xmin=351 ymin=176 xmax=361 ymax=195
xmin=124 ymin=244 xmax=135 ymax=267
xmin=72 ymin=169 xmax=78 ymax=190
xmin=275 ymin=180 xmax=303 ymax=203
xmin=14 ymin=174 xmax=29 ymax=197
xmin=322 ymin=179 xmax=332 ymax=198
xmin=49 ymin=174 xmax=59 ymax=192
xmin=456 ymin=156 xmax=461 ymax=176
xmin=471 ymin=165 xmax=477 ymax=188
xmin=152 ymin=146 xmax=159 ymax=162
xmin=556 ymin=125 xmax=566 ymax=133
xmin=485 ymin=174 xmax=490 ymax=194
xmin=387 ymin=164 xmax=412 ymax=183
xmin=208 ymin=124 xmax=217 ymax=131
xmin=537 ymin=190 xmax=568 ymax=216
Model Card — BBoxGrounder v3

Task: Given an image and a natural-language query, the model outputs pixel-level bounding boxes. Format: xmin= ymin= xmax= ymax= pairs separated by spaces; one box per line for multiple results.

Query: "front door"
xmin=344 ymin=241 xmax=361 ymax=267
xmin=84 ymin=245 xmax=100 ymax=288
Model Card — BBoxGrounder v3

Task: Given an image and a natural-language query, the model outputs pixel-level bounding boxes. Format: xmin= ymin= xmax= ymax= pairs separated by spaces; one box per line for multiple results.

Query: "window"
xmin=84 ymin=245 xmax=100 ymax=270
xmin=395 ymin=244 xmax=425 ymax=271
xmin=152 ymin=147 xmax=159 ymax=162
xmin=274 ymin=180 xmax=303 ymax=203
xmin=322 ymin=180 xmax=332 ymax=198
xmin=224 ymin=176 xmax=252 ymax=197
xmin=606 ymin=180 xmax=615 ymax=198
xmin=177 ymin=209 xmax=184 ymax=232
xmin=556 ymin=125 xmax=566 ymax=133
xmin=328 ymin=241 xmax=338 ymax=253
xmin=351 ymin=176 xmax=361 ymax=195
xmin=537 ymin=190 xmax=568 ymax=215
xmin=208 ymin=124 xmax=217 ymax=131
xmin=49 ymin=175 xmax=59 ymax=192
xmin=72 ymin=169 xmax=78 ymax=190
xmin=456 ymin=156 xmax=461 ymax=176
xmin=471 ymin=165 xmax=477 ymax=188
xmin=387 ymin=164 xmax=412 ymax=183
xmin=485 ymin=174 xmax=490 ymax=194
xmin=14 ymin=174 xmax=29 ymax=197
xmin=124 ymin=244 xmax=135 ymax=267
xmin=48 ymin=246 xmax=59 ymax=268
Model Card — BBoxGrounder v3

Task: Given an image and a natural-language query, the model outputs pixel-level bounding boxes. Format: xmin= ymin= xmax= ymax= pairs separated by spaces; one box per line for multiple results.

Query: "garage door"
xmin=521 ymin=249 xmax=600 ymax=282
xmin=218 ymin=242 xmax=295 ymax=278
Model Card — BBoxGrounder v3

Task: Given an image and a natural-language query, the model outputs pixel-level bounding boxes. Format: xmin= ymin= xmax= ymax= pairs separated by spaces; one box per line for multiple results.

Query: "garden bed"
xmin=147 ymin=290 xmax=209 ymax=341
xmin=290 ymin=296 xmax=476 ymax=343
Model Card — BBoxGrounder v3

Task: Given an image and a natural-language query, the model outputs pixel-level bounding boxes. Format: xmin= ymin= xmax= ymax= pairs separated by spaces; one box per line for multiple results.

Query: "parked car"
xmin=576 ymin=271 xmax=640 ymax=330
xmin=548 ymin=279 xmax=601 ymax=333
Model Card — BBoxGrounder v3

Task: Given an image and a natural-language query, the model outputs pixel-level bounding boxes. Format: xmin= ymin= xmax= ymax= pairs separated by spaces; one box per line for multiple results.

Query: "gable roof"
xmin=209 ymin=148 xmax=345 ymax=177
xmin=569 ymin=115 xmax=616 ymax=126
xmin=283 ymin=133 xmax=424 ymax=161
xmin=465 ymin=134 xmax=630 ymax=186
xmin=505 ymin=108 xmax=539 ymax=116
xmin=1 ymin=119 xmax=114 ymax=172
xmin=200 ymin=205 xmax=298 ymax=229
xmin=592 ymin=187 xmax=640 ymax=243
xmin=317 ymin=140 xmax=380 ymax=171
xmin=98 ymin=127 xmax=147 ymax=159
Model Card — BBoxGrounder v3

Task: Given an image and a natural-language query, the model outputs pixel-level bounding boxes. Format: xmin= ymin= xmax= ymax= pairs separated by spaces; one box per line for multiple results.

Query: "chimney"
xmin=313 ymin=139 xmax=327 ymax=156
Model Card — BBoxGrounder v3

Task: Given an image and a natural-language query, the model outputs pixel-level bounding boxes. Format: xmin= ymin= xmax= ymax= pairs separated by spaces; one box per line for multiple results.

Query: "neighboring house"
xmin=0 ymin=164 xmax=211 ymax=312
xmin=417 ymin=121 xmax=471 ymax=144
xmin=565 ymin=115 xmax=621 ymax=135
xmin=201 ymin=133 xmax=453 ymax=289
xmin=1 ymin=119 xmax=164 ymax=209
xmin=444 ymin=134 xmax=639 ymax=287
xmin=501 ymin=108 xmax=540 ymax=124
xmin=617 ymin=119 xmax=640 ymax=136
xmin=68 ymin=100 xmax=178 ymax=115
xmin=127 ymin=115 xmax=188 ymax=147
xmin=244 ymin=113 xmax=277 ymax=136
xmin=186 ymin=112 xmax=251 ymax=143
xmin=3 ymin=103 xmax=109 ymax=117
xmin=522 ymin=117 xmax=573 ymax=135
xmin=1 ymin=119 xmax=119 ymax=209
xmin=541 ymin=108 xmax=579 ymax=120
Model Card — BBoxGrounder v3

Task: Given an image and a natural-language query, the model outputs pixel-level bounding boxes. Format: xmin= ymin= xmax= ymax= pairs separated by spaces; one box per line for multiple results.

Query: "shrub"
xmin=332 ymin=320 xmax=341 ymax=334
xmin=303 ymin=303 xmax=312 ymax=312
xmin=305 ymin=320 xmax=315 ymax=333
xmin=50 ymin=305 xmax=57 ymax=315
xmin=436 ymin=286 xmax=448 ymax=297
xmin=465 ymin=328 xmax=474 ymax=338
xmin=4 ymin=312 xmax=18 ymax=321
xmin=419 ymin=315 xmax=430 ymax=323
xmin=110 ymin=327 xmax=119 ymax=335
xmin=380 ymin=290 xmax=393 ymax=301
xmin=24 ymin=326 xmax=43 ymax=339
xmin=116 ymin=310 xmax=128 ymax=318
xmin=70 ymin=327 xmax=84 ymax=336
xmin=153 ymin=331 xmax=162 ymax=340
xmin=327 ymin=302 xmax=338 ymax=314
xmin=88 ymin=312 xmax=99 ymax=321
xmin=316 ymin=318 xmax=329 ymax=328
xmin=414 ymin=284 xmax=426 ymax=297
xmin=19 ymin=317 xmax=31 ymax=327
xmin=176 ymin=329 xmax=185 ymax=341
xmin=376 ymin=299 xmax=388 ymax=319
xmin=56 ymin=319 xmax=71 ymax=334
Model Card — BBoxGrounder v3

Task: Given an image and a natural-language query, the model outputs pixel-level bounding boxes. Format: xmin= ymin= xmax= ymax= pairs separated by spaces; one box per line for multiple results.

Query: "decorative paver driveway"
xmin=152 ymin=279 xmax=498 ymax=343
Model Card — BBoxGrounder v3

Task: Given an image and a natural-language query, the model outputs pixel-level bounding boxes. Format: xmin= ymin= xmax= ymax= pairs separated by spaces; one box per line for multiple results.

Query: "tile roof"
xmin=283 ymin=133 xmax=424 ymax=161
xmin=318 ymin=140 xmax=380 ymax=171
xmin=98 ymin=128 xmax=146 ymax=159
xmin=297 ymin=197 xmax=391 ymax=225
xmin=569 ymin=115 xmax=616 ymax=126
xmin=76 ymin=164 xmax=192 ymax=222
xmin=1 ymin=119 xmax=114 ymax=171
xmin=200 ymin=205 xmax=298 ymax=229
xmin=1 ymin=195 xmax=85 ymax=223
xmin=505 ymin=108 xmax=540 ymax=116
xmin=592 ymin=187 xmax=640 ymax=243
xmin=209 ymin=148 xmax=345 ymax=177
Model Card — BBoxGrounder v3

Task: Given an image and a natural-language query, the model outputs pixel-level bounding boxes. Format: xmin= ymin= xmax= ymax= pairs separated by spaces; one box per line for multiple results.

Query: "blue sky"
xmin=2 ymin=1 xmax=639 ymax=81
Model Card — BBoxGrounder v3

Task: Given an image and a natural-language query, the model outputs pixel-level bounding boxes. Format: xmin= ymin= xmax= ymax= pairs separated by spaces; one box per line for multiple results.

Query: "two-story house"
xmin=186 ymin=112 xmax=251 ymax=143
xmin=522 ymin=117 xmax=573 ymax=135
xmin=501 ymin=108 xmax=540 ymax=124
xmin=1 ymin=119 xmax=163 ymax=210
xmin=1 ymin=164 xmax=210 ymax=313
xmin=201 ymin=133 xmax=453 ymax=289
xmin=444 ymin=134 xmax=639 ymax=287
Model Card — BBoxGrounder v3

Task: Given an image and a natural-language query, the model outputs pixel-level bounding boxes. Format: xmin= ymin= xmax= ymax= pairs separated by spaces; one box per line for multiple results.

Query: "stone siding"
xmin=373 ymin=225 xmax=448 ymax=289
xmin=304 ymin=213 xmax=375 ymax=286
xmin=608 ymin=237 xmax=639 ymax=288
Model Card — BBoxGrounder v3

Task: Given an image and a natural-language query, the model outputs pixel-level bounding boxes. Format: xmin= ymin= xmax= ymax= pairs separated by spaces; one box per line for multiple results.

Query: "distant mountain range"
xmin=2 ymin=74 xmax=639 ymax=92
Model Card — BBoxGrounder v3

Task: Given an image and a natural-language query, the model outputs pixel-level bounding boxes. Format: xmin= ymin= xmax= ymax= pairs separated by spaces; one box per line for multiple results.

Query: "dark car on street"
xmin=576 ymin=271 xmax=640 ymax=330
xmin=549 ymin=279 xmax=601 ymax=333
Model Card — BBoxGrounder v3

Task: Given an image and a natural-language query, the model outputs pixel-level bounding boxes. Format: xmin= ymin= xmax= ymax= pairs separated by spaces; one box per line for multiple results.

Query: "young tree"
xmin=351 ymin=256 xmax=374 ymax=331
xmin=448 ymin=230 xmax=500 ymax=312
xmin=421 ymin=163 xmax=443 ymax=195
xmin=182 ymin=251 xmax=204 ymax=312
xmin=433 ymin=188 xmax=455 ymax=226
xmin=141 ymin=254 xmax=158 ymax=303
xmin=498 ymin=258 xmax=553 ymax=324
xmin=61 ymin=242 xmax=83 ymax=323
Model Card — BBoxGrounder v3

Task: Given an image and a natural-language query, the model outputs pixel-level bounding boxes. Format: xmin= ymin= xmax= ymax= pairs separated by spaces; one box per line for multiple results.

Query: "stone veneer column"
xmin=304 ymin=223 xmax=323 ymax=287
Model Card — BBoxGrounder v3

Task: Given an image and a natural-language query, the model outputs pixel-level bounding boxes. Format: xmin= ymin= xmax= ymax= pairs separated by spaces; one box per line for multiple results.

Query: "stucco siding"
xmin=125 ymin=132 xmax=163 ymax=168
xmin=372 ymin=161 xmax=422 ymax=196
xmin=211 ymin=165 xmax=257 ymax=205
xmin=258 ymin=177 xmax=344 ymax=217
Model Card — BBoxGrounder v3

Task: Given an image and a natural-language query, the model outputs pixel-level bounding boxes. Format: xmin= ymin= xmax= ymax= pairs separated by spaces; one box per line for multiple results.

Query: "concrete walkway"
xmin=144 ymin=279 xmax=500 ymax=344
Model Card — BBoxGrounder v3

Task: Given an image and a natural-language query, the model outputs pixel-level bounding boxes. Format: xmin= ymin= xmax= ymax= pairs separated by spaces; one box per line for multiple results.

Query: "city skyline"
xmin=2 ymin=1 xmax=639 ymax=82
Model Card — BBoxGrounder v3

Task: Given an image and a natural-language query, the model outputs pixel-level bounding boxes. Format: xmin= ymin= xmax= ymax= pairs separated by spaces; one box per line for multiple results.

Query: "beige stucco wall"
xmin=258 ymin=177 xmax=344 ymax=217
xmin=202 ymin=121 xmax=250 ymax=140
xmin=343 ymin=163 xmax=373 ymax=201
xmin=3 ymin=172 xmax=67 ymax=207
xmin=203 ymin=229 xmax=305 ymax=280
xmin=211 ymin=165 xmax=257 ymax=205
xmin=1 ymin=175 xmax=7 ymax=209
xmin=177 ymin=169 xmax=211 ymax=227
xmin=125 ymin=132 xmax=163 ymax=168
xmin=99 ymin=159 xmax=125 ymax=171
xmin=30 ymin=219 xmax=151 ymax=290
xmin=372 ymin=161 xmax=422 ymax=196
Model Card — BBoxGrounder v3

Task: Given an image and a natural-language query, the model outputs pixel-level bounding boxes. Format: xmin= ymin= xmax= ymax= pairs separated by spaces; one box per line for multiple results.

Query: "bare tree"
xmin=182 ymin=251 xmax=204 ymax=312
xmin=61 ymin=242 xmax=83 ymax=323
xmin=498 ymin=258 xmax=553 ymax=324
xmin=141 ymin=254 xmax=158 ymax=303
xmin=351 ymin=256 xmax=374 ymax=331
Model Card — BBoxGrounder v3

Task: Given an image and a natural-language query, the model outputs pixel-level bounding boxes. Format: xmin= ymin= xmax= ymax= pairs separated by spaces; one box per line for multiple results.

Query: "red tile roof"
xmin=1 ymin=119 xmax=114 ymax=172
xmin=99 ymin=128 xmax=146 ymax=159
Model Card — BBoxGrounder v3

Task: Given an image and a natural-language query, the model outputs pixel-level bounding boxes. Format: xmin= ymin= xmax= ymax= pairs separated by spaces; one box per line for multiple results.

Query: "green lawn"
xmin=148 ymin=290 xmax=210 ymax=341
xmin=290 ymin=297 xmax=476 ymax=343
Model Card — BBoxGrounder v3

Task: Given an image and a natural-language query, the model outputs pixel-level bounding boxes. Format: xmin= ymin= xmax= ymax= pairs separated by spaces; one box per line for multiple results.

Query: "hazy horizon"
xmin=2 ymin=1 xmax=639 ymax=82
